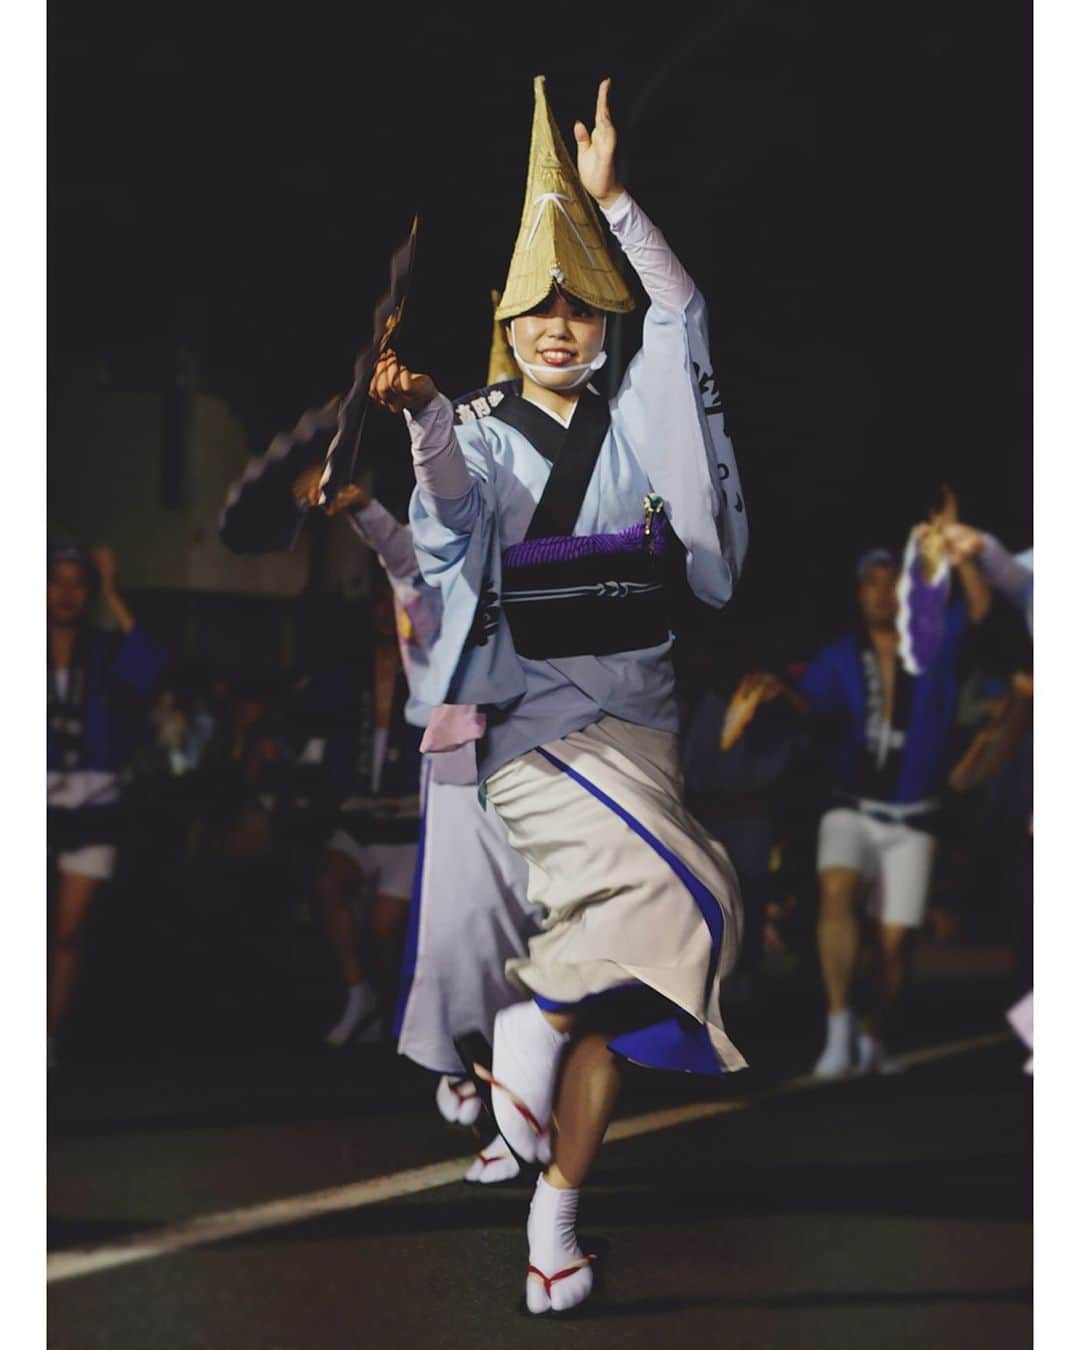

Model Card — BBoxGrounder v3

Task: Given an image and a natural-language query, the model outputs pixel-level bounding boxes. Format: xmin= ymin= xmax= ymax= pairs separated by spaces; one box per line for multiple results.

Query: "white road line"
xmin=47 ymin=1029 xmax=1012 ymax=1286
xmin=47 ymin=1157 xmax=477 ymax=1284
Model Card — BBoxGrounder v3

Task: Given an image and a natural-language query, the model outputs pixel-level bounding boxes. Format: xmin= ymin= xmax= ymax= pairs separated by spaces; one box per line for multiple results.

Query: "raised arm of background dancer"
xmin=88 ymin=545 xmax=169 ymax=691
xmin=979 ymin=536 xmax=1033 ymax=623
xmin=300 ymin=467 xmax=428 ymax=589
xmin=345 ymin=497 xmax=423 ymax=584
xmin=576 ymin=79 xmax=694 ymax=314
xmin=370 ymin=350 xmax=480 ymax=531
xmin=89 ymin=546 xmax=135 ymax=635
xmin=945 ymin=524 xmax=1033 ymax=619
xmin=954 ymin=557 xmax=992 ymax=624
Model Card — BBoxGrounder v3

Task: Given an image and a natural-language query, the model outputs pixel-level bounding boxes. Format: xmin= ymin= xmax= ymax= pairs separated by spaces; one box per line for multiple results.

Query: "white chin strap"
xmin=509 ymin=317 xmax=608 ymax=391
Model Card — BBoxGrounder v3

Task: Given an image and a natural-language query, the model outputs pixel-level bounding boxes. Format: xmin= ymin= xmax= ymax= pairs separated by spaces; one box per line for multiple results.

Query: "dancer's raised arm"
xmin=576 ymin=79 xmax=694 ymax=314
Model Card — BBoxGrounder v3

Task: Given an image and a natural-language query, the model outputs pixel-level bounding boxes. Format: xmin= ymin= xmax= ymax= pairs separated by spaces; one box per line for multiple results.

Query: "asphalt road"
xmin=48 ymin=973 xmax=1031 ymax=1350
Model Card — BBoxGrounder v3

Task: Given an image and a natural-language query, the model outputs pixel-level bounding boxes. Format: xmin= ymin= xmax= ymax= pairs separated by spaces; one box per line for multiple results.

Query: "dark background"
xmin=48 ymin=0 xmax=1031 ymax=647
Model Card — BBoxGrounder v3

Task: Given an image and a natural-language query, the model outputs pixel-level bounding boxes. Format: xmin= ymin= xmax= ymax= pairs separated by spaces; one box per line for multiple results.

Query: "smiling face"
xmin=47 ymin=559 xmax=91 ymax=627
xmin=508 ymin=289 xmax=606 ymax=391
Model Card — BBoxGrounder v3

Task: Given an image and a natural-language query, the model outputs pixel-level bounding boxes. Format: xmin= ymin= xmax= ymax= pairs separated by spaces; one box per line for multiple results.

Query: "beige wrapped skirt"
xmin=484 ymin=716 xmax=747 ymax=1074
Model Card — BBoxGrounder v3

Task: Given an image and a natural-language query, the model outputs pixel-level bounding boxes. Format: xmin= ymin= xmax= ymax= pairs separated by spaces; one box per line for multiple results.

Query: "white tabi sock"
xmin=857 ymin=1031 xmax=904 ymax=1076
xmin=490 ymin=1001 xmax=569 ymax=1165
xmin=464 ymin=1134 xmax=520 ymax=1184
xmin=325 ymin=982 xmax=377 ymax=1046
xmin=525 ymin=1175 xmax=594 ymax=1314
xmin=436 ymin=1074 xmax=482 ymax=1127
xmin=813 ymin=1008 xmax=856 ymax=1077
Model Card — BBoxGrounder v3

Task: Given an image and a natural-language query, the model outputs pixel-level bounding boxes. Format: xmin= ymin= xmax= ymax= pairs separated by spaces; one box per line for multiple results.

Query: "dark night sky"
xmin=48 ymin=0 xmax=1031 ymax=643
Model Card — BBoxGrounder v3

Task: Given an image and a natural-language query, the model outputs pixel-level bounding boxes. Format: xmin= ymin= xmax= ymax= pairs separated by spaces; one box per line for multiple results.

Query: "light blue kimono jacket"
xmin=408 ymin=286 xmax=748 ymax=779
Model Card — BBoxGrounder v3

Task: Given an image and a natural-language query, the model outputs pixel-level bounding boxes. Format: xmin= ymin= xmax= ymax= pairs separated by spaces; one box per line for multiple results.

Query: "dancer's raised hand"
xmin=89 ymin=545 xmax=119 ymax=596
xmin=292 ymin=465 xmax=324 ymax=508
xmin=574 ymin=78 xmax=623 ymax=209
xmin=89 ymin=544 xmax=135 ymax=633
xmin=369 ymin=350 xmax=438 ymax=415
xmin=942 ymin=523 xmax=985 ymax=566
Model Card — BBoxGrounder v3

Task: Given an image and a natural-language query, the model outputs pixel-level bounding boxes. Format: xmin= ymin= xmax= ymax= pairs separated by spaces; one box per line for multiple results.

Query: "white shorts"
xmin=57 ymin=844 xmax=117 ymax=882
xmin=325 ymin=831 xmax=418 ymax=902
xmin=816 ymin=807 xmax=937 ymax=929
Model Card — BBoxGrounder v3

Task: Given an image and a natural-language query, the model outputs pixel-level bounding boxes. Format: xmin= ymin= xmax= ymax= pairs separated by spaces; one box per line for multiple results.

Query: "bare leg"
xmin=546 ymin=1033 xmax=622 ymax=1189
xmin=49 ymin=871 xmax=101 ymax=1038
xmin=523 ymin=1022 xmax=624 ymax=1314
xmin=319 ymin=848 xmax=385 ymax=1045
xmin=817 ymin=866 xmax=862 ymax=1011
xmin=866 ymin=921 xmax=912 ymax=1039
xmin=317 ymin=848 xmax=365 ymax=988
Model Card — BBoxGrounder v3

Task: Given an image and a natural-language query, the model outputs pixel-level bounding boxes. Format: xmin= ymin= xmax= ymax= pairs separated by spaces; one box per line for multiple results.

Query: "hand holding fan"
xmin=318 ymin=216 xmax=419 ymax=508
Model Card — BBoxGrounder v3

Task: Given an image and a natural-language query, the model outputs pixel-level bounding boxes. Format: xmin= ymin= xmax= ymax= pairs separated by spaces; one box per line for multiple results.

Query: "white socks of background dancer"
xmin=491 ymin=1001 xmax=570 ymax=1164
xmin=325 ymin=982 xmax=378 ymax=1046
xmin=525 ymin=1176 xmax=593 ymax=1314
xmin=436 ymin=1074 xmax=483 ymax=1127
xmin=465 ymin=1134 xmax=520 ymax=1184
xmin=813 ymin=1008 xmax=856 ymax=1077
xmin=857 ymin=1031 xmax=903 ymax=1076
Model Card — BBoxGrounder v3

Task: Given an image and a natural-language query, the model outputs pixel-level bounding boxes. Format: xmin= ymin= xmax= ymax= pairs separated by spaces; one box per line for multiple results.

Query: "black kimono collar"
xmin=490 ymin=390 xmax=611 ymax=541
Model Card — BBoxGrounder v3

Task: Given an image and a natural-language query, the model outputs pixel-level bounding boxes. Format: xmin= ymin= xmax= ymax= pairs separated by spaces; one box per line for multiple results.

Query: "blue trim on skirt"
xmin=535 ymin=747 xmax=728 ymax=1076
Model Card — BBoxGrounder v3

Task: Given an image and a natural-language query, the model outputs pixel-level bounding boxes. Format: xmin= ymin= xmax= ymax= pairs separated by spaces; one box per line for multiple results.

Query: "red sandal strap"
xmin=526 ymin=1255 xmax=596 ymax=1296
xmin=474 ymin=1063 xmax=549 ymax=1138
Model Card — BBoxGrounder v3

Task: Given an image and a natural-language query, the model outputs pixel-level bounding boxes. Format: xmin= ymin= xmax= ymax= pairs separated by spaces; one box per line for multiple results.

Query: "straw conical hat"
xmin=495 ymin=76 xmax=634 ymax=320
xmin=486 ymin=290 xmax=519 ymax=384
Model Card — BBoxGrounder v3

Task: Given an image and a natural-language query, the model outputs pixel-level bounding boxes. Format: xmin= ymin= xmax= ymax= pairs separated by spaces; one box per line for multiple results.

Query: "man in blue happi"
xmin=48 ymin=542 xmax=168 ymax=1065
xmin=370 ymin=76 xmax=748 ymax=1313
xmin=795 ymin=545 xmax=990 ymax=1076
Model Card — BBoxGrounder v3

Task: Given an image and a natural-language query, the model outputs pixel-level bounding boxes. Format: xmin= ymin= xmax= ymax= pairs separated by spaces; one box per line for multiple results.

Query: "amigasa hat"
xmin=495 ymin=76 xmax=635 ymax=321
